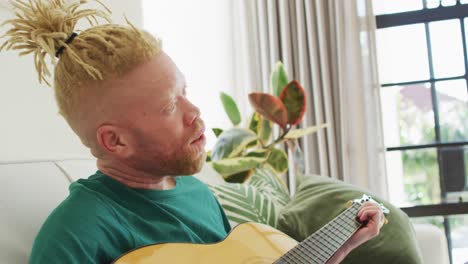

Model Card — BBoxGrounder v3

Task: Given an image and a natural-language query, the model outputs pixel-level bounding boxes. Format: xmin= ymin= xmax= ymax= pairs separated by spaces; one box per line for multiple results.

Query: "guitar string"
xmin=282 ymin=206 xmax=357 ymax=264
xmin=276 ymin=202 xmax=363 ymax=264
xmin=291 ymin=203 xmax=361 ymax=263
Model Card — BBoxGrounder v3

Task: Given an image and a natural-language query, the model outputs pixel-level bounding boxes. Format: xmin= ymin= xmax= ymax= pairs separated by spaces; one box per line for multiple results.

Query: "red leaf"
xmin=248 ymin=93 xmax=288 ymax=129
xmin=280 ymin=80 xmax=306 ymax=125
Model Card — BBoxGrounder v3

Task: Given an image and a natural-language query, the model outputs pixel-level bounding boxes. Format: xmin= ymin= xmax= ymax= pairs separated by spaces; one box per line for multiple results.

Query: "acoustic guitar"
xmin=113 ymin=194 xmax=389 ymax=264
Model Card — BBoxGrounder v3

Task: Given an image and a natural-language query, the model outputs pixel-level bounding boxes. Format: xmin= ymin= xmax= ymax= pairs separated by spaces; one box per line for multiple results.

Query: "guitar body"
xmin=113 ymin=223 xmax=299 ymax=264
xmin=113 ymin=195 xmax=389 ymax=264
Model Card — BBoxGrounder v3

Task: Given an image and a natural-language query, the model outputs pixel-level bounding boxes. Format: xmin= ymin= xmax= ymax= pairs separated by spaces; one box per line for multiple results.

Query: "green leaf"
xmin=266 ymin=148 xmax=289 ymax=174
xmin=212 ymin=128 xmax=223 ymax=138
xmin=220 ymin=92 xmax=241 ymax=126
xmin=205 ymin=150 xmax=212 ymax=162
xmin=208 ymin=182 xmax=282 ymax=227
xmin=248 ymin=92 xmax=288 ymax=128
xmin=211 ymin=128 xmax=257 ymax=161
xmin=245 ymin=149 xmax=269 ymax=158
xmin=248 ymin=166 xmax=290 ymax=208
xmin=280 ymin=80 xmax=306 ymax=126
xmin=284 ymin=124 xmax=328 ymax=139
xmin=258 ymin=117 xmax=273 ymax=145
xmin=248 ymin=112 xmax=261 ymax=135
xmin=223 ymin=170 xmax=254 ymax=183
xmin=211 ymin=157 xmax=266 ymax=178
xmin=271 ymin=61 xmax=289 ymax=97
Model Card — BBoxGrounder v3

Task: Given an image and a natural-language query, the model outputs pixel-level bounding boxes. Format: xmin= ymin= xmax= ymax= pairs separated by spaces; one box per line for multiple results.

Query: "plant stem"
xmin=263 ymin=125 xmax=291 ymax=149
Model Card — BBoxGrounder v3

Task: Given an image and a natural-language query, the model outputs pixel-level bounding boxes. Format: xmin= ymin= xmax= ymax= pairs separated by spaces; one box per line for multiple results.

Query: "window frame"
xmin=375 ymin=1 xmax=468 ymax=263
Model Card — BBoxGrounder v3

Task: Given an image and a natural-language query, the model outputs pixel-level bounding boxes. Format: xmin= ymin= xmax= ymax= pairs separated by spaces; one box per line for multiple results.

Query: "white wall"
xmin=0 ymin=0 xmax=143 ymax=159
xmin=142 ymin=0 xmax=235 ymax=150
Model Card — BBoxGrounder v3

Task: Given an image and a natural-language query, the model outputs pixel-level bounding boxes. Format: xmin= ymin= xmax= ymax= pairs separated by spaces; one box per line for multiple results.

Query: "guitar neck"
xmin=275 ymin=203 xmax=362 ymax=264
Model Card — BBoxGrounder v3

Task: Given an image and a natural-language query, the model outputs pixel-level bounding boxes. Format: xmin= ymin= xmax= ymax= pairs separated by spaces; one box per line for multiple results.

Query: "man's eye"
xmin=166 ymin=103 xmax=176 ymax=112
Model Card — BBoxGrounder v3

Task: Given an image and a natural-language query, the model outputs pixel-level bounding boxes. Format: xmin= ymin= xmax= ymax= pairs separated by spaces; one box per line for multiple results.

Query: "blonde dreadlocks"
xmin=0 ymin=0 xmax=162 ymax=124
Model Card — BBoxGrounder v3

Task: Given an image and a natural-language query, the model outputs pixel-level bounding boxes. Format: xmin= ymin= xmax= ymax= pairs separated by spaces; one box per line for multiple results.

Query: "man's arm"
xmin=326 ymin=202 xmax=385 ymax=264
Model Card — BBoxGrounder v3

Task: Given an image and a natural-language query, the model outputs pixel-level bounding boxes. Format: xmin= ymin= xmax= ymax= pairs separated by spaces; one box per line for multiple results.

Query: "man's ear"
xmin=96 ymin=125 xmax=130 ymax=157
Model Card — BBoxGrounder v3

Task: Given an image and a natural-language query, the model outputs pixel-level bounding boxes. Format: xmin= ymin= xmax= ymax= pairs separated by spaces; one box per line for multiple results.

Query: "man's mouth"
xmin=190 ymin=126 xmax=206 ymax=144
xmin=191 ymin=134 xmax=206 ymax=144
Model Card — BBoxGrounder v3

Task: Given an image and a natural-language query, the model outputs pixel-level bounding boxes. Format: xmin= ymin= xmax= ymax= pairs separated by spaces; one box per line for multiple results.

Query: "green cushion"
xmin=276 ymin=175 xmax=424 ymax=264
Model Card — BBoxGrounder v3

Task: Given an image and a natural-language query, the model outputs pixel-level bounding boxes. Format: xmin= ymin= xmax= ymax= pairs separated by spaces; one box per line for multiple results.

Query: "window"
xmin=141 ymin=0 xmax=235 ymax=149
xmin=374 ymin=0 xmax=468 ymax=263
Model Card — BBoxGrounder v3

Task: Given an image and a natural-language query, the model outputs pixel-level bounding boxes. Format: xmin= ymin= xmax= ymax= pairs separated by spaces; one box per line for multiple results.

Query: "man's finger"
xmin=358 ymin=207 xmax=381 ymax=222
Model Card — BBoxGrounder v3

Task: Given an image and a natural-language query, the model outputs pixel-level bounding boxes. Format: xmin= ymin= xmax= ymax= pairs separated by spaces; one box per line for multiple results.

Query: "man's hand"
xmin=326 ymin=202 xmax=385 ymax=264
xmin=347 ymin=202 xmax=386 ymax=248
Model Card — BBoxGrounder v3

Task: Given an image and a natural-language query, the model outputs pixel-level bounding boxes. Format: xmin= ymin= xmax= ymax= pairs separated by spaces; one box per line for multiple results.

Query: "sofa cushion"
xmin=54 ymin=158 xmax=97 ymax=181
xmin=276 ymin=175 xmax=424 ymax=264
xmin=413 ymin=224 xmax=450 ymax=264
xmin=0 ymin=161 xmax=71 ymax=264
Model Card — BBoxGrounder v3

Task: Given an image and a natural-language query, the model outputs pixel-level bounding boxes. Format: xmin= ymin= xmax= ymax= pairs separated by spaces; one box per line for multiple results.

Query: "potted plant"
xmin=206 ymin=62 xmax=327 ymax=228
xmin=207 ymin=61 xmax=326 ymax=184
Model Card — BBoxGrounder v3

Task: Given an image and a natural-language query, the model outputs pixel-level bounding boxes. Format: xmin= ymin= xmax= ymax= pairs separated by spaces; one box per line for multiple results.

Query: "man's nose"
xmin=183 ymin=99 xmax=201 ymax=126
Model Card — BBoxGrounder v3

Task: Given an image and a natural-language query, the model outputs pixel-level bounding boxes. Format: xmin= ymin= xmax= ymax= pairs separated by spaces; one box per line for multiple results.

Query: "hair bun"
xmin=0 ymin=0 xmax=111 ymax=85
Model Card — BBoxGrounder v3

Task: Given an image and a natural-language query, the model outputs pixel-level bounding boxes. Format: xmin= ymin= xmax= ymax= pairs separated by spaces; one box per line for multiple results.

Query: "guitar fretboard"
xmin=274 ymin=203 xmax=362 ymax=264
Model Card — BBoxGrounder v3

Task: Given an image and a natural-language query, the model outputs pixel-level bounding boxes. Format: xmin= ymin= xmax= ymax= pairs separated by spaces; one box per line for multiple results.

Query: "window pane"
xmin=376 ymin=24 xmax=430 ymax=84
xmin=386 ymin=148 xmax=441 ymax=206
xmin=441 ymin=0 xmax=457 ymax=6
xmin=425 ymin=0 xmax=441 ymax=8
xmin=441 ymin=145 xmax=468 ymax=194
xmin=435 ymin=79 xmax=468 ymax=142
xmin=411 ymin=215 xmax=468 ymax=264
xmin=430 ymin=19 xmax=465 ymax=78
xmin=373 ymin=0 xmax=423 ymax=15
xmin=462 ymin=0 xmax=468 ymax=4
xmin=381 ymin=83 xmax=436 ymax=147
xmin=465 ymin=18 xmax=468 ymax=66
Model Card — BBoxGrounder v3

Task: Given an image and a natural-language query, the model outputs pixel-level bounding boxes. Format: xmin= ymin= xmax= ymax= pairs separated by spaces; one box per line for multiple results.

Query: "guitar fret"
xmin=327 ymin=222 xmax=348 ymax=243
xmin=306 ymin=238 xmax=329 ymax=261
xmin=277 ymin=202 xmax=366 ymax=264
xmin=280 ymin=252 xmax=295 ymax=264
xmin=313 ymin=234 xmax=334 ymax=254
xmin=302 ymin=239 xmax=328 ymax=263
xmin=309 ymin=204 xmax=361 ymax=261
xmin=291 ymin=243 xmax=313 ymax=260
xmin=290 ymin=246 xmax=310 ymax=263
xmin=296 ymin=243 xmax=315 ymax=261
xmin=321 ymin=228 xmax=343 ymax=249
xmin=315 ymin=231 xmax=336 ymax=253
xmin=322 ymin=222 xmax=346 ymax=245
xmin=307 ymin=237 xmax=332 ymax=261
xmin=305 ymin=242 xmax=329 ymax=264
xmin=340 ymin=222 xmax=354 ymax=234
xmin=336 ymin=225 xmax=349 ymax=241
xmin=285 ymin=246 xmax=309 ymax=263
xmin=300 ymin=243 xmax=324 ymax=263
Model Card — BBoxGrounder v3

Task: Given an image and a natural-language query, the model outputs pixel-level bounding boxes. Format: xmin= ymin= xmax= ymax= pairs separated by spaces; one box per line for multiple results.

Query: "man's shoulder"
xmin=29 ymin=180 xmax=129 ymax=263
xmin=38 ymin=182 xmax=114 ymax=235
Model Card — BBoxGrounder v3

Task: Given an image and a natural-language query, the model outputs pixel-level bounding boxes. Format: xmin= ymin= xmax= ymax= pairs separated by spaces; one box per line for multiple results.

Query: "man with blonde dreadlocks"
xmin=1 ymin=0 xmax=385 ymax=263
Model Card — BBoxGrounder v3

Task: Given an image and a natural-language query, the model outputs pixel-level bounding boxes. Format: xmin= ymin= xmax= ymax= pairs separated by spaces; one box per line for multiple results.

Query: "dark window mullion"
xmin=386 ymin=141 xmax=468 ymax=152
xmin=381 ymin=75 xmax=466 ymax=87
xmin=425 ymin=18 xmax=454 ymax=264
xmin=424 ymin=22 xmax=442 ymax=144
xmin=460 ymin=17 xmax=468 ymax=99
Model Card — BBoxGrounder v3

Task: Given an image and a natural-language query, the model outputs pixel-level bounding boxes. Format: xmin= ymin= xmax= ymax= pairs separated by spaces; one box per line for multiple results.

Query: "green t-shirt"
xmin=29 ymin=171 xmax=231 ymax=264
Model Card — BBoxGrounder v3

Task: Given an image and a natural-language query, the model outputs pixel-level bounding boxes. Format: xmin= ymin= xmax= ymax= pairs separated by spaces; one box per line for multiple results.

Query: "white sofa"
xmin=0 ymin=156 xmax=450 ymax=264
